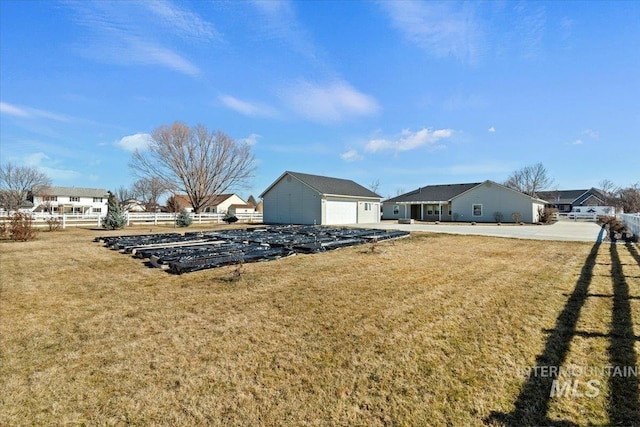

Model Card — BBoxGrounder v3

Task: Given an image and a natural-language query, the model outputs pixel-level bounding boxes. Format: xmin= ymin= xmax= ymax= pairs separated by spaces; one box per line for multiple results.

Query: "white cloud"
xmin=572 ymin=139 xmax=584 ymax=145
xmin=125 ymin=38 xmax=201 ymax=76
xmin=365 ymin=128 xmax=453 ymax=153
xmin=251 ymin=0 xmax=322 ymax=65
xmin=23 ymin=152 xmax=81 ymax=181
xmin=582 ymin=129 xmax=599 ymax=139
xmin=488 ymin=126 xmax=496 ymax=133
xmin=0 ymin=102 xmax=29 ymax=117
xmin=219 ymin=95 xmax=279 ymax=118
xmin=66 ymin=1 xmax=210 ymax=77
xmin=380 ymin=1 xmax=481 ymax=63
xmin=241 ymin=133 xmax=261 ymax=146
xmin=340 ymin=149 xmax=363 ymax=162
xmin=0 ymin=101 xmax=71 ymax=122
xmin=143 ymin=0 xmax=220 ymax=41
xmin=115 ymin=133 xmax=153 ymax=152
xmin=282 ymin=80 xmax=379 ymax=123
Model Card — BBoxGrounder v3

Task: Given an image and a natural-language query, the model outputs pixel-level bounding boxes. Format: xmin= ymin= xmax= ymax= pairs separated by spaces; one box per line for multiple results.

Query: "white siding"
xmin=262 ymin=175 xmax=321 ymax=224
xmin=324 ymin=199 xmax=357 ymax=224
xmin=357 ymin=201 xmax=380 ymax=224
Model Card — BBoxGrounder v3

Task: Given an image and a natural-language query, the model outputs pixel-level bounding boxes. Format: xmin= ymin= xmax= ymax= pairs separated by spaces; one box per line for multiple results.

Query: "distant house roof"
xmin=261 ymin=171 xmax=381 ymax=199
xmin=537 ymin=188 xmax=606 ymax=205
xmin=385 ymin=182 xmax=482 ymax=204
xmin=32 ymin=186 xmax=108 ymax=198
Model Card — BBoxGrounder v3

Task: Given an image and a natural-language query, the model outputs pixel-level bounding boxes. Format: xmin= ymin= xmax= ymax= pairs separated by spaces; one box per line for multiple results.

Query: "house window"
xmin=93 ymin=197 xmax=103 ymax=203
xmin=472 ymin=204 xmax=483 ymax=217
xmin=70 ymin=196 xmax=80 ymax=202
xmin=393 ymin=205 xmax=399 ymax=215
xmin=427 ymin=206 xmax=433 ymax=215
xmin=364 ymin=202 xmax=371 ymax=211
xmin=43 ymin=196 xmax=57 ymax=202
xmin=93 ymin=208 xmax=102 ymax=213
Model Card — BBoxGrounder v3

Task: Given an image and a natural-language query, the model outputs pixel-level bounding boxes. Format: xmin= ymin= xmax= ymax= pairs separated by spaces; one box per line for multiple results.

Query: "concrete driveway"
xmin=359 ymin=220 xmax=605 ymax=242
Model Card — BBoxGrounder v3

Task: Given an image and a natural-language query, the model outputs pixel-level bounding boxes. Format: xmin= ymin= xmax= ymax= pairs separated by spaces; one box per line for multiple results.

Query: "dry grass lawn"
xmin=1 ymin=225 xmax=639 ymax=426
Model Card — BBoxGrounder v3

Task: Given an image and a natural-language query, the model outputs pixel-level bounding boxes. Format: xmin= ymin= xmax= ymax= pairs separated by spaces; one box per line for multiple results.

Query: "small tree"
xmin=9 ymin=212 xmax=37 ymax=241
xmin=247 ymin=195 xmax=258 ymax=208
xmin=493 ymin=211 xmax=504 ymax=223
xmin=537 ymin=206 xmax=558 ymax=224
xmin=45 ymin=216 xmax=62 ymax=232
xmin=176 ymin=208 xmax=193 ymax=227
xmin=511 ymin=212 xmax=523 ymax=223
xmin=101 ymin=192 xmax=127 ymax=230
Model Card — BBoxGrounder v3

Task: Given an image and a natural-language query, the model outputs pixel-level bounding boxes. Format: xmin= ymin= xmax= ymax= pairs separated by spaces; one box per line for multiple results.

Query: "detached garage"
xmin=260 ymin=171 xmax=381 ymax=225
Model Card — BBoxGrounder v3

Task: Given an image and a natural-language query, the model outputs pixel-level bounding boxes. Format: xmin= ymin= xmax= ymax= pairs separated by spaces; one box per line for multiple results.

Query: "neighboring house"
xmin=384 ymin=180 xmax=546 ymax=223
xmin=536 ymin=188 xmax=615 ymax=215
xmin=172 ymin=194 xmax=248 ymax=213
xmin=227 ymin=204 xmax=256 ymax=216
xmin=122 ymin=199 xmax=147 ymax=212
xmin=30 ymin=186 xmax=109 ymax=215
xmin=260 ymin=171 xmax=381 ymax=225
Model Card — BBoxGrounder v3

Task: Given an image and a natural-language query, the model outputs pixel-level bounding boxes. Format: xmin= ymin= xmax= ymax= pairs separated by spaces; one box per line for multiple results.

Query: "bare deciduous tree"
xmin=598 ymin=179 xmax=620 ymax=207
xmin=131 ymin=122 xmax=255 ymax=214
xmin=0 ymin=162 xmax=51 ymax=211
xmin=114 ymin=186 xmax=137 ymax=209
xmin=132 ymin=177 xmax=167 ymax=212
xmin=618 ymin=183 xmax=640 ymax=213
xmin=369 ymin=179 xmax=381 ymax=195
xmin=504 ymin=163 xmax=553 ymax=196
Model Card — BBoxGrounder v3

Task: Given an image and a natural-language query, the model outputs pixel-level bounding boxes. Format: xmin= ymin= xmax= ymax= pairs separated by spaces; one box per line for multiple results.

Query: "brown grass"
xmin=1 ymin=226 xmax=638 ymax=426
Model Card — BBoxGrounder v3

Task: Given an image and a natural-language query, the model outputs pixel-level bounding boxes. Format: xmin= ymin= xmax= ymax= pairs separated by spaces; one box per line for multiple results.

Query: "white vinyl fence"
xmin=0 ymin=212 xmax=263 ymax=229
xmin=620 ymin=213 xmax=640 ymax=237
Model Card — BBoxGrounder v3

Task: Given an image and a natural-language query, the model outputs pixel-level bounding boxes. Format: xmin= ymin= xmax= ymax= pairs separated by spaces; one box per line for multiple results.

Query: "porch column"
xmin=439 ymin=202 xmax=442 ymax=222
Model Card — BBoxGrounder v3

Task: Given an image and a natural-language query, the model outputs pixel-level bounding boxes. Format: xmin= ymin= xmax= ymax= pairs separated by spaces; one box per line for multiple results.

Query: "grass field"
xmin=1 ymin=225 xmax=639 ymax=426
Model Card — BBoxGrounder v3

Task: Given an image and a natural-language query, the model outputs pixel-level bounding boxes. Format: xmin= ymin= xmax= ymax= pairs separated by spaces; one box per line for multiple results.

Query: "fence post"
xmin=62 ymin=214 xmax=67 ymax=229
xmin=126 ymin=212 xmax=130 ymax=226
xmin=154 ymin=212 xmax=158 ymax=225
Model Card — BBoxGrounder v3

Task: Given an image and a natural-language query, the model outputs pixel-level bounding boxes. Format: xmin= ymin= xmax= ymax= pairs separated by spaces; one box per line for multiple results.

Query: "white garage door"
xmin=325 ymin=200 xmax=357 ymax=224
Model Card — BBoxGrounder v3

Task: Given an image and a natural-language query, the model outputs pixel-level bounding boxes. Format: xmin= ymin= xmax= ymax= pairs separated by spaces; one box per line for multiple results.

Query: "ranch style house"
xmin=383 ymin=180 xmax=547 ymax=223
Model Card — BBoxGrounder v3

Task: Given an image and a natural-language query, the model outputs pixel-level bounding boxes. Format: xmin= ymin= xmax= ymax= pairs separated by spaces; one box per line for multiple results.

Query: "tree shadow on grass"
xmin=608 ymin=243 xmax=640 ymax=425
xmin=486 ymin=233 xmax=640 ymax=426
xmin=626 ymin=243 xmax=640 ymax=268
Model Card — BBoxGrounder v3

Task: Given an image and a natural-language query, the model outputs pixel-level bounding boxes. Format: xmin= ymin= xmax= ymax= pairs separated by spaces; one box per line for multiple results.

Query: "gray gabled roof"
xmin=32 ymin=186 xmax=109 ymax=198
xmin=384 ymin=182 xmax=482 ymax=203
xmin=261 ymin=171 xmax=381 ymax=199
xmin=536 ymin=188 xmax=605 ymax=205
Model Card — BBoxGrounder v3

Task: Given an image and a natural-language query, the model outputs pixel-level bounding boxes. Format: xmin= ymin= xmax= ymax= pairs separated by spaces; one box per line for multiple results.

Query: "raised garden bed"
xmin=95 ymin=225 xmax=410 ymax=274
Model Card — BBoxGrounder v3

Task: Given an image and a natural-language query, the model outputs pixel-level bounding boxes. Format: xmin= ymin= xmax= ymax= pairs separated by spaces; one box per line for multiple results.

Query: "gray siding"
xmin=451 ymin=182 xmax=540 ymax=223
xmin=263 ymin=176 xmax=321 ymax=224
xmin=382 ymin=203 xmax=408 ymax=220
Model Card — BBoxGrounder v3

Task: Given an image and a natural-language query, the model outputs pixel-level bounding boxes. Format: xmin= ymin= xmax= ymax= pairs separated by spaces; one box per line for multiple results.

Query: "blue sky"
xmin=1 ymin=0 xmax=638 ymax=200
